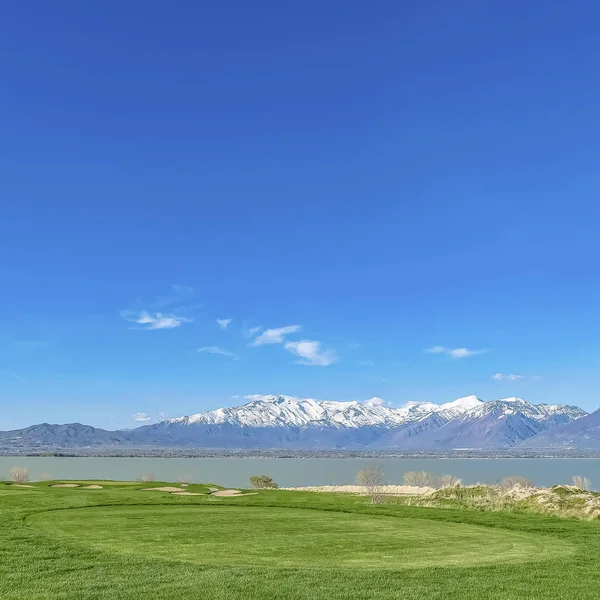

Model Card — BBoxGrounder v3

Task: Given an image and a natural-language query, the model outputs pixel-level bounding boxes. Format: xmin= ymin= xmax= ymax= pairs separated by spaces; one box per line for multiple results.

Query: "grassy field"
xmin=1 ymin=480 xmax=599 ymax=599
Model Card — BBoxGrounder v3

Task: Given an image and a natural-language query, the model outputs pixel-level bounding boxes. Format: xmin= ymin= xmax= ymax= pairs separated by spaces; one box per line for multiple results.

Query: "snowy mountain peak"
xmin=167 ymin=394 xmax=492 ymax=431
xmin=438 ymin=395 xmax=483 ymax=412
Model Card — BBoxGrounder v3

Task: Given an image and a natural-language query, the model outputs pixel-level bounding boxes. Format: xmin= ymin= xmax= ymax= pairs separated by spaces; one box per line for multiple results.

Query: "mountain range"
xmin=1 ymin=394 xmax=596 ymax=450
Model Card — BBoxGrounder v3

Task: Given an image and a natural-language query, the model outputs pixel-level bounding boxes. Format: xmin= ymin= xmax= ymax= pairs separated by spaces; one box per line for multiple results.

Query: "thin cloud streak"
xmin=122 ymin=310 xmax=193 ymax=330
xmin=251 ymin=325 xmax=301 ymax=346
xmin=132 ymin=412 xmax=152 ymax=422
xmin=425 ymin=346 xmax=488 ymax=359
xmin=284 ymin=339 xmax=338 ymax=366
xmin=198 ymin=346 xmax=238 ymax=359
xmin=0 ymin=370 xmax=26 ymax=380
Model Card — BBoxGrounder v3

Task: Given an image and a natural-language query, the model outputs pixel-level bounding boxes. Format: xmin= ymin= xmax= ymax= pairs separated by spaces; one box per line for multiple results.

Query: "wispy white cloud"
xmin=251 ymin=325 xmax=301 ymax=346
xmin=217 ymin=318 xmax=233 ymax=331
xmin=284 ymin=339 xmax=338 ymax=366
xmin=132 ymin=412 xmax=152 ymax=422
xmin=230 ymin=394 xmax=240 ymax=399
xmin=0 ymin=370 xmax=25 ymax=380
xmin=492 ymin=373 xmax=540 ymax=381
xmin=158 ymin=411 xmax=167 ymax=418
xmin=425 ymin=346 xmax=488 ymax=359
xmin=198 ymin=346 xmax=238 ymax=359
xmin=123 ymin=310 xmax=192 ymax=330
xmin=121 ymin=285 xmax=197 ymax=330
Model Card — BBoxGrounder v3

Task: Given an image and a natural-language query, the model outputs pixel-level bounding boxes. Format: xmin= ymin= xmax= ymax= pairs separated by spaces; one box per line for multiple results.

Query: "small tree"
xmin=250 ymin=475 xmax=278 ymax=489
xmin=356 ymin=465 xmax=385 ymax=503
xmin=140 ymin=473 xmax=155 ymax=482
xmin=435 ymin=474 xmax=461 ymax=489
xmin=501 ymin=476 xmax=534 ymax=489
xmin=572 ymin=475 xmax=592 ymax=491
xmin=10 ymin=467 xmax=29 ymax=483
xmin=403 ymin=471 xmax=432 ymax=487
xmin=178 ymin=474 xmax=192 ymax=484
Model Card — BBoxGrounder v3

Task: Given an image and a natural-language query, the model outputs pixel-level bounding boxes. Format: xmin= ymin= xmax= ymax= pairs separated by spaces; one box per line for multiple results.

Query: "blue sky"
xmin=2 ymin=1 xmax=600 ymax=429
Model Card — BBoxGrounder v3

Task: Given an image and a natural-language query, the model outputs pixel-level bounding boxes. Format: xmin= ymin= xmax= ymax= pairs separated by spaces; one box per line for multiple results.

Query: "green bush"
xmin=250 ymin=475 xmax=278 ymax=489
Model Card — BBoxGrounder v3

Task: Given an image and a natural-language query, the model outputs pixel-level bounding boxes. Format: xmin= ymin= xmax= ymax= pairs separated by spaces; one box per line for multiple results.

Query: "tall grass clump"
xmin=139 ymin=473 xmax=155 ymax=482
xmin=501 ymin=476 xmax=534 ymax=489
xmin=403 ymin=471 xmax=432 ymax=487
xmin=573 ymin=475 xmax=592 ymax=491
xmin=435 ymin=474 xmax=461 ymax=489
xmin=10 ymin=467 xmax=29 ymax=483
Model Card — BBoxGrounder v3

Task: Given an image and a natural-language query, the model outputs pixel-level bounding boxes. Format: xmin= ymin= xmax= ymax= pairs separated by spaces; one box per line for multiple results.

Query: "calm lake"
xmin=1 ymin=457 xmax=599 ymax=489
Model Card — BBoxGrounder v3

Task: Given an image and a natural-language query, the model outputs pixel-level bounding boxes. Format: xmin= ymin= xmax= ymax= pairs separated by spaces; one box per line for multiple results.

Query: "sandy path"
xmin=281 ymin=485 xmax=435 ymax=495
xmin=212 ymin=489 xmax=258 ymax=497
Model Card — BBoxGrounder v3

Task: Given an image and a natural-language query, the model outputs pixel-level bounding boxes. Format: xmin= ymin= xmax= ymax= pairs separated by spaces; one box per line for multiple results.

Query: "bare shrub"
xmin=139 ymin=473 xmax=155 ymax=482
xmin=435 ymin=474 xmax=461 ymax=489
xmin=501 ymin=476 xmax=534 ymax=489
xmin=39 ymin=473 xmax=53 ymax=482
xmin=250 ymin=475 xmax=278 ymax=489
xmin=356 ymin=465 xmax=385 ymax=503
xmin=403 ymin=471 xmax=432 ymax=487
xmin=177 ymin=474 xmax=192 ymax=484
xmin=10 ymin=467 xmax=29 ymax=483
xmin=573 ymin=475 xmax=592 ymax=491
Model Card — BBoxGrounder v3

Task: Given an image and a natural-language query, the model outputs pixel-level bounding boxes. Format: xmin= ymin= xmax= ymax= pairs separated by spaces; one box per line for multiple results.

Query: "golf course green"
xmin=28 ymin=505 xmax=569 ymax=569
xmin=1 ymin=480 xmax=599 ymax=599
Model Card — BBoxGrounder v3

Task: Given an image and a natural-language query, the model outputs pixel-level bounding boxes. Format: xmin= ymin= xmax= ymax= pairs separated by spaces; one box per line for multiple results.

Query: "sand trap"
xmin=208 ymin=487 xmax=220 ymax=492
xmin=11 ymin=484 xmax=35 ymax=488
xmin=81 ymin=485 xmax=103 ymax=489
xmin=51 ymin=484 xmax=80 ymax=488
xmin=141 ymin=486 xmax=185 ymax=492
xmin=281 ymin=485 xmax=435 ymax=496
xmin=212 ymin=489 xmax=258 ymax=497
xmin=171 ymin=491 xmax=204 ymax=496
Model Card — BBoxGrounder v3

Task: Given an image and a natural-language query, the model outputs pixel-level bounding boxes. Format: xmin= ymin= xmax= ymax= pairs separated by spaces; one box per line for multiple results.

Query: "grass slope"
xmin=0 ymin=481 xmax=598 ymax=599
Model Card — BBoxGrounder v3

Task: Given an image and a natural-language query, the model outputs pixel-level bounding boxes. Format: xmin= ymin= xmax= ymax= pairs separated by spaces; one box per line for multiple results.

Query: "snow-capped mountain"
xmin=127 ymin=394 xmax=584 ymax=449
xmin=520 ymin=409 xmax=600 ymax=450
xmin=164 ymin=394 xmax=483 ymax=430
xmin=0 ymin=395 xmax=588 ymax=450
xmin=372 ymin=397 xmax=586 ymax=450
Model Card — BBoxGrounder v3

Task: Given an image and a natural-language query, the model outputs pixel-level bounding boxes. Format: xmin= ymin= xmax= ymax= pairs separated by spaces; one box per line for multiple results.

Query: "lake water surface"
xmin=1 ymin=457 xmax=600 ymax=489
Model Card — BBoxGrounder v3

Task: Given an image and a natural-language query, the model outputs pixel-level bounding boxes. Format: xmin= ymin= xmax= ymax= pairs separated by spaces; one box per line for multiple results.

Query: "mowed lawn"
xmin=0 ymin=482 xmax=599 ymax=599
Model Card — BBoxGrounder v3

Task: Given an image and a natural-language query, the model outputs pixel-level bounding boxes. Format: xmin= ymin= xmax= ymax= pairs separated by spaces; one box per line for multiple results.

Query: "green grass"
xmin=0 ymin=481 xmax=599 ymax=599
xmin=28 ymin=505 xmax=571 ymax=569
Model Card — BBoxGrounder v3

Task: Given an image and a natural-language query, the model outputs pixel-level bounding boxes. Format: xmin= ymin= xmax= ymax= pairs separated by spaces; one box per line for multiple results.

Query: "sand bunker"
xmin=212 ymin=489 xmax=258 ymax=497
xmin=208 ymin=487 xmax=220 ymax=492
xmin=281 ymin=485 xmax=435 ymax=496
xmin=81 ymin=485 xmax=103 ymax=489
xmin=11 ymin=484 xmax=35 ymax=488
xmin=51 ymin=484 xmax=80 ymax=488
xmin=171 ymin=491 xmax=204 ymax=496
xmin=141 ymin=486 xmax=185 ymax=492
